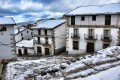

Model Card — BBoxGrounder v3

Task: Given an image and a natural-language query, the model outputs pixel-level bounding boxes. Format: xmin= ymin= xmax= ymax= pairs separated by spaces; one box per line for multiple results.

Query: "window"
xmin=38 ymin=37 xmax=40 ymax=43
xmin=71 ymin=16 xmax=75 ymax=25
xmin=105 ymin=15 xmax=111 ymax=25
xmin=45 ymin=37 xmax=48 ymax=44
xmin=0 ymin=26 xmax=6 ymax=31
xmin=103 ymin=44 xmax=109 ymax=49
xmin=89 ymin=29 xmax=94 ymax=38
xmin=74 ymin=29 xmax=78 ymax=36
xmin=27 ymin=30 xmax=29 ymax=33
xmin=21 ymin=33 xmax=23 ymax=36
xmin=18 ymin=49 xmax=22 ymax=56
xmin=81 ymin=16 xmax=85 ymax=21
xmin=104 ymin=30 xmax=110 ymax=38
xmin=38 ymin=29 xmax=41 ymax=35
xmin=92 ymin=15 xmax=96 ymax=21
xmin=31 ymin=32 xmax=33 ymax=36
xmin=45 ymin=30 xmax=47 ymax=35
xmin=73 ymin=41 xmax=79 ymax=50
xmin=37 ymin=47 xmax=41 ymax=53
xmin=21 ymin=37 xmax=24 ymax=40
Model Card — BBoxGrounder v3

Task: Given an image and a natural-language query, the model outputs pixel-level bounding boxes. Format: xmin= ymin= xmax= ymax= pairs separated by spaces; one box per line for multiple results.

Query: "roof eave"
xmin=64 ymin=12 xmax=120 ymax=16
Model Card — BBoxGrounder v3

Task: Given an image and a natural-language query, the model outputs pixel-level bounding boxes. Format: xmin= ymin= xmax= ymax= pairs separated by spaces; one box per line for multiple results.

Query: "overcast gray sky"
xmin=0 ymin=0 xmax=119 ymax=23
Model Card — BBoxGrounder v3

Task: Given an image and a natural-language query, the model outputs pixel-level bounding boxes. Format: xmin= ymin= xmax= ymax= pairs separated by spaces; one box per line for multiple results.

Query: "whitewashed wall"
xmin=110 ymin=28 xmax=119 ymax=46
xmin=33 ymin=29 xmax=54 ymax=55
xmin=15 ymin=29 xmax=33 ymax=42
xmin=67 ymin=27 xmax=119 ymax=54
xmin=68 ymin=15 xmax=118 ymax=26
xmin=54 ymin=23 xmax=66 ymax=50
xmin=0 ymin=25 xmax=16 ymax=59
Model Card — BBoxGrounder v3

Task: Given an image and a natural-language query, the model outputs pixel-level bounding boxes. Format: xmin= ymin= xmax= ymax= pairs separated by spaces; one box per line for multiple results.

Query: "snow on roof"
xmin=16 ymin=39 xmax=33 ymax=48
xmin=65 ymin=3 xmax=120 ymax=16
xmin=0 ymin=17 xmax=16 ymax=25
xmin=32 ymin=19 xmax=65 ymax=29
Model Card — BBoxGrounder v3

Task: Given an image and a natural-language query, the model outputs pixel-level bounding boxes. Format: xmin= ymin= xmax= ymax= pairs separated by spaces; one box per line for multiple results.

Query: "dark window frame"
xmin=74 ymin=29 xmax=78 ymax=36
xmin=38 ymin=29 xmax=41 ymax=35
xmin=81 ymin=16 xmax=85 ymax=21
xmin=73 ymin=41 xmax=79 ymax=50
xmin=27 ymin=30 xmax=29 ymax=33
xmin=0 ymin=26 xmax=7 ymax=31
xmin=21 ymin=33 xmax=23 ymax=36
xmin=45 ymin=29 xmax=47 ymax=35
xmin=45 ymin=37 xmax=48 ymax=44
xmin=89 ymin=29 xmax=94 ymax=37
xmin=104 ymin=30 xmax=110 ymax=38
xmin=103 ymin=44 xmax=109 ymax=49
xmin=37 ymin=47 xmax=42 ymax=53
xmin=21 ymin=37 xmax=24 ymax=40
xmin=71 ymin=16 xmax=75 ymax=25
xmin=92 ymin=15 xmax=96 ymax=21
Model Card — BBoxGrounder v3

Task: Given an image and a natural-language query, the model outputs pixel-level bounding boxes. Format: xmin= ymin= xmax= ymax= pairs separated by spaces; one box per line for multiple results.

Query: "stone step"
xmin=65 ymin=58 xmax=119 ymax=75
xmin=67 ymin=60 xmax=120 ymax=79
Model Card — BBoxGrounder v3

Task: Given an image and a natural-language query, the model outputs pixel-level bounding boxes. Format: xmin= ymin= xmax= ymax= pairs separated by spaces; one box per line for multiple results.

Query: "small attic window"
xmin=92 ymin=15 xmax=96 ymax=21
xmin=81 ymin=16 xmax=85 ymax=21
xmin=0 ymin=26 xmax=6 ymax=31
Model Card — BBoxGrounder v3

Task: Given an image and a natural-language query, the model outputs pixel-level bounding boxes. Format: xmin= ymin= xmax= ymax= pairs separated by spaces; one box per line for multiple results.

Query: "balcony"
xmin=35 ymin=40 xmax=51 ymax=47
xmin=71 ymin=33 xmax=80 ymax=39
xmin=33 ymin=34 xmax=53 ymax=37
xmin=84 ymin=34 xmax=97 ymax=41
xmin=35 ymin=40 xmax=42 ymax=45
xmin=101 ymin=35 xmax=112 ymax=42
xmin=42 ymin=43 xmax=51 ymax=47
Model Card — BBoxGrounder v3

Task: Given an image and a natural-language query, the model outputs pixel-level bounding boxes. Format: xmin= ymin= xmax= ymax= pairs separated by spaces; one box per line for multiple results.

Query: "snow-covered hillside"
xmin=6 ymin=46 xmax=120 ymax=80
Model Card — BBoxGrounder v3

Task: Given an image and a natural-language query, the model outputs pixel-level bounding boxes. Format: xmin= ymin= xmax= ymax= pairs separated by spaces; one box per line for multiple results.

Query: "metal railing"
xmin=84 ymin=34 xmax=97 ymax=40
xmin=71 ymin=33 xmax=80 ymax=39
xmin=35 ymin=40 xmax=51 ymax=46
xmin=101 ymin=35 xmax=112 ymax=42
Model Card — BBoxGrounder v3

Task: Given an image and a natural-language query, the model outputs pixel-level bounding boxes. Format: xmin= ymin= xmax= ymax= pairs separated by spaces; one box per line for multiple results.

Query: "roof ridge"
xmin=64 ymin=2 xmax=120 ymax=15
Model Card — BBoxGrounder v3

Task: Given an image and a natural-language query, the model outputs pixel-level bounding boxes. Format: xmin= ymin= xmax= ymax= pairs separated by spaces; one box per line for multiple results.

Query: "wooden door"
xmin=45 ymin=48 xmax=50 ymax=55
xmin=24 ymin=49 xmax=28 ymax=56
xmin=87 ymin=42 xmax=94 ymax=53
xmin=18 ymin=49 xmax=22 ymax=56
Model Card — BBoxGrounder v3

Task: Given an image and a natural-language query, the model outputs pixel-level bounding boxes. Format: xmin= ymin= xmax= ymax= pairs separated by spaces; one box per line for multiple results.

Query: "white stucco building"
xmin=32 ymin=19 xmax=66 ymax=55
xmin=64 ymin=3 xmax=120 ymax=54
xmin=14 ymin=25 xmax=33 ymax=43
xmin=16 ymin=39 xmax=34 ymax=56
xmin=0 ymin=17 xmax=16 ymax=59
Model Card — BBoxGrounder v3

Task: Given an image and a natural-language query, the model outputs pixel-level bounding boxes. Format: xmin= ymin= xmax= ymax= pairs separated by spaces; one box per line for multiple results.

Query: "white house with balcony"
xmin=0 ymin=17 xmax=16 ymax=59
xmin=32 ymin=19 xmax=66 ymax=55
xmin=64 ymin=3 xmax=120 ymax=54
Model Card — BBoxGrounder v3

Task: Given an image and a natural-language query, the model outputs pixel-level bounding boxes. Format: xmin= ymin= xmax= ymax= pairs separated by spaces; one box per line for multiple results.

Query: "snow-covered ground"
xmin=6 ymin=46 xmax=120 ymax=80
xmin=75 ymin=66 xmax=120 ymax=80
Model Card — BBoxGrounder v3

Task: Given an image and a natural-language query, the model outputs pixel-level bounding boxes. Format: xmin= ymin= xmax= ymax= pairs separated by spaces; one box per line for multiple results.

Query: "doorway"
xmin=24 ymin=49 xmax=28 ymax=55
xmin=45 ymin=48 xmax=50 ymax=55
xmin=86 ymin=42 xmax=94 ymax=53
xmin=18 ymin=49 xmax=22 ymax=56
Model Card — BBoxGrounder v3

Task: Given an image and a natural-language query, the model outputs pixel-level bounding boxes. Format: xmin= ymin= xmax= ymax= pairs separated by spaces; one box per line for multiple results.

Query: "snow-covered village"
xmin=0 ymin=0 xmax=120 ymax=80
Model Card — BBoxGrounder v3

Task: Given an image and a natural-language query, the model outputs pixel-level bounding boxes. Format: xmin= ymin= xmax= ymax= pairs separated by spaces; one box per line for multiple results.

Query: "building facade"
xmin=14 ymin=26 xmax=33 ymax=43
xmin=16 ymin=39 xmax=34 ymax=56
xmin=65 ymin=3 xmax=120 ymax=54
xmin=32 ymin=19 xmax=66 ymax=55
xmin=0 ymin=17 xmax=16 ymax=59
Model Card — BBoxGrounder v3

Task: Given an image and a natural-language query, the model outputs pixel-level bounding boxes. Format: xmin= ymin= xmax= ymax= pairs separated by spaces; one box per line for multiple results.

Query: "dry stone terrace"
xmin=5 ymin=46 xmax=120 ymax=80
